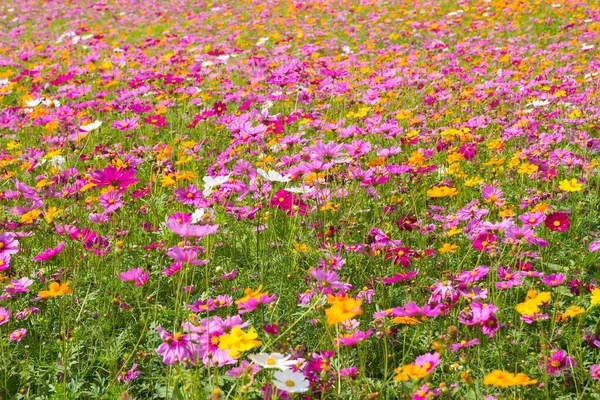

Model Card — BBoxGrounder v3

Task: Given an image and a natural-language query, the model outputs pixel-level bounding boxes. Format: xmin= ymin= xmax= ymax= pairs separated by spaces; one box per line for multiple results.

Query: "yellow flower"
xmin=20 ymin=209 xmax=42 ymax=224
xmin=393 ymin=364 xmax=430 ymax=381
xmin=218 ymin=326 xmax=261 ymax=357
xmin=483 ymin=370 xmax=537 ymax=387
xmin=464 ymin=176 xmax=483 ymax=187
xmin=447 ymin=227 xmax=462 ymax=237
xmin=516 ymin=291 xmax=551 ymax=316
xmin=235 ymin=285 xmax=270 ymax=305
xmin=561 ymin=305 xmax=585 ymax=319
xmin=591 ymin=288 xmax=600 ymax=306
xmin=325 ymin=294 xmax=363 ymax=325
xmin=558 ymin=179 xmax=582 ymax=192
xmin=44 ymin=207 xmax=63 ymax=224
xmin=38 ymin=281 xmax=72 ymax=299
xmin=517 ymin=162 xmax=538 ymax=175
xmin=439 ymin=243 xmax=458 ymax=254
xmin=427 ymin=186 xmax=457 ymax=198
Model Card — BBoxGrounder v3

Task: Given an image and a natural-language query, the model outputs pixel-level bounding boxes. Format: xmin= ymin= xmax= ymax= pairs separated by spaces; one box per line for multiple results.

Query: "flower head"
xmin=38 ymin=281 xmax=72 ymax=299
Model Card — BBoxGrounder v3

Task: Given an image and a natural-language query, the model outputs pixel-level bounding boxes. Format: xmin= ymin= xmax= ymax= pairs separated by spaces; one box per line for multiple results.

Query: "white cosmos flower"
xmin=191 ymin=208 xmax=205 ymax=224
xmin=284 ymin=185 xmax=314 ymax=195
xmin=248 ymin=352 xmax=296 ymax=370
xmin=25 ymin=98 xmax=42 ymax=108
xmin=273 ymin=370 xmax=309 ymax=393
xmin=0 ymin=78 xmax=9 ymax=88
xmin=257 ymin=168 xmax=292 ymax=183
xmin=80 ymin=120 xmax=102 ymax=132
xmin=202 ymin=174 xmax=230 ymax=196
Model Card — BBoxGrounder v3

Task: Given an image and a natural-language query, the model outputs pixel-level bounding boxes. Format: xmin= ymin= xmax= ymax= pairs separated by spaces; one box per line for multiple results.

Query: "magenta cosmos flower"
xmin=32 ymin=241 xmax=64 ymax=262
xmin=90 ymin=166 xmax=139 ymax=189
xmin=544 ymin=211 xmax=570 ymax=232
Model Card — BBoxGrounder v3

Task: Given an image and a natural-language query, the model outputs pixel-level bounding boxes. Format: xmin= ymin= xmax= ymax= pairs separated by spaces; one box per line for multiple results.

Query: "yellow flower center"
xmin=553 ymin=221 xmax=560 ymax=227
xmin=285 ymin=380 xmax=296 ymax=387
xmin=266 ymin=357 xmax=276 ymax=366
xmin=173 ymin=332 xmax=183 ymax=341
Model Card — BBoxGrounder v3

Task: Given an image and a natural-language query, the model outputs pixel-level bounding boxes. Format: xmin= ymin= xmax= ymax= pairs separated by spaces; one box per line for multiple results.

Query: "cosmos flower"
xmin=155 ymin=327 xmax=199 ymax=366
xmin=272 ymin=370 xmax=310 ymax=393
xmin=118 ymin=268 xmax=148 ymax=286
xmin=32 ymin=241 xmax=65 ymax=262
xmin=544 ymin=212 xmax=570 ymax=232
xmin=9 ymin=328 xmax=27 ymax=342
xmin=248 ymin=352 xmax=297 ymax=370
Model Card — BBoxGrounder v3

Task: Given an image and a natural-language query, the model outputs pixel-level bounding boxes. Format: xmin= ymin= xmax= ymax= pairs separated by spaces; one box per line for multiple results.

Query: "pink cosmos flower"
xmin=449 ymin=338 xmax=479 ymax=352
xmin=334 ymin=329 xmax=372 ymax=346
xmin=155 ymin=326 xmax=199 ymax=366
xmin=541 ymin=273 xmax=565 ymax=287
xmin=0 ymin=233 xmax=19 ymax=255
xmin=117 ymin=363 xmax=142 ymax=384
xmin=520 ymin=313 xmax=549 ymax=324
xmin=226 ymin=360 xmax=260 ymax=378
xmin=9 ymin=328 xmax=26 ymax=342
xmin=111 ymin=116 xmax=139 ymax=131
xmin=590 ymin=241 xmax=600 ymax=253
xmin=166 ymin=220 xmax=219 ymax=237
xmin=308 ymin=268 xmax=352 ymax=292
xmin=0 ymin=307 xmax=11 ymax=325
xmin=0 ymin=253 xmax=10 ymax=272
xmin=518 ymin=212 xmax=545 ymax=227
xmin=32 ymin=241 xmax=64 ymax=262
xmin=541 ymin=348 xmax=575 ymax=377
xmin=98 ymin=190 xmax=123 ymax=213
xmin=590 ymin=364 xmax=600 ymax=380
xmin=118 ymin=268 xmax=148 ymax=286
xmin=455 ymin=266 xmax=489 ymax=284
xmin=381 ymin=270 xmax=419 ymax=285
xmin=5 ymin=277 xmax=33 ymax=295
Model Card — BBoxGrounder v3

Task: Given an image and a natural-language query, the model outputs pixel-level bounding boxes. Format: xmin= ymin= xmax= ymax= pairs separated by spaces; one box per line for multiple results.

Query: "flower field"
xmin=1 ymin=0 xmax=600 ymax=398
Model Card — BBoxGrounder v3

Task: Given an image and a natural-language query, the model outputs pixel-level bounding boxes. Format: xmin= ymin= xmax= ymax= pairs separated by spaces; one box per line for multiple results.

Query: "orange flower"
xmin=38 ymin=281 xmax=73 ymax=299
xmin=325 ymin=294 xmax=363 ymax=325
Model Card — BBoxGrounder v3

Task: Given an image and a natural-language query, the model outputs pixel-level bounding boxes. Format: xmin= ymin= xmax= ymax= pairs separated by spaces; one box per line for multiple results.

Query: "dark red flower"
xmin=544 ymin=212 xmax=569 ymax=232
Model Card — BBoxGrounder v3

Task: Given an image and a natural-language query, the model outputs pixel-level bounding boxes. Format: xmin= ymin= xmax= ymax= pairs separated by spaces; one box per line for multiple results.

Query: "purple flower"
xmin=32 ymin=241 xmax=65 ymax=262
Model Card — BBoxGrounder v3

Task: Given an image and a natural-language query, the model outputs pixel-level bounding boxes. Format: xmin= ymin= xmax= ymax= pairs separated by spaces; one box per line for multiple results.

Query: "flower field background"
xmin=0 ymin=0 xmax=600 ymax=398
